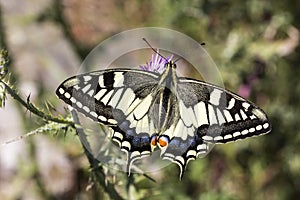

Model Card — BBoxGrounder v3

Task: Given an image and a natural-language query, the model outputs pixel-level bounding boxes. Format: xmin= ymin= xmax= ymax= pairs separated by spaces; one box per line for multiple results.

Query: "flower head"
xmin=139 ymin=50 xmax=174 ymax=74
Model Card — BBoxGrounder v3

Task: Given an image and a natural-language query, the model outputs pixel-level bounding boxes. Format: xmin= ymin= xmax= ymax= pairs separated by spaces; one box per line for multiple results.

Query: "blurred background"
xmin=0 ymin=0 xmax=299 ymax=199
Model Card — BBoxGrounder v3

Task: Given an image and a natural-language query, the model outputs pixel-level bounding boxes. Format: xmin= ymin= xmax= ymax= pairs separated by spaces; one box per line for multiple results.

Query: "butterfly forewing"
xmin=56 ymin=69 xmax=158 ymax=124
xmin=177 ymin=78 xmax=271 ymax=143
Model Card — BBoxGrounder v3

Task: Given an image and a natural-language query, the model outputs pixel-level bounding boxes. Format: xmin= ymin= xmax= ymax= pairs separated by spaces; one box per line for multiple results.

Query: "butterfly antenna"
xmin=142 ymin=38 xmax=168 ymax=62
xmin=174 ymin=57 xmax=181 ymax=63
xmin=173 ymin=41 xmax=205 ymax=64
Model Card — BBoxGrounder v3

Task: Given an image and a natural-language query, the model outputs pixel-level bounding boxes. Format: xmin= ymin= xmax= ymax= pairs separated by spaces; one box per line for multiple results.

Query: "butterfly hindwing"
xmin=158 ymin=77 xmax=271 ymax=178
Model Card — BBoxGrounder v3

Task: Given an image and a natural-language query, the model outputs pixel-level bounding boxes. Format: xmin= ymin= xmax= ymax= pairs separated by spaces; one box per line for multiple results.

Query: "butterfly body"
xmin=56 ymin=60 xmax=271 ymax=179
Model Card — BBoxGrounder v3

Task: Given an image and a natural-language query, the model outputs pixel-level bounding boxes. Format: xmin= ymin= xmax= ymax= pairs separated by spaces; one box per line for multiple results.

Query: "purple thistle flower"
xmin=139 ymin=50 xmax=174 ymax=74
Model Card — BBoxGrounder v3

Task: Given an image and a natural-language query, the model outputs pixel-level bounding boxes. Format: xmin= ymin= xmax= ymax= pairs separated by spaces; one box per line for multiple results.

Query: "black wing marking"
xmin=159 ymin=77 xmax=271 ymax=179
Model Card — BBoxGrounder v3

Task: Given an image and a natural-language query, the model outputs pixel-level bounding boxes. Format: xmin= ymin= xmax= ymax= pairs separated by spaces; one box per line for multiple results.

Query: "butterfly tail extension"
xmin=110 ymin=123 xmax=153 ymax=176
xmin=160 ymin=135 xmax=209 ymax=180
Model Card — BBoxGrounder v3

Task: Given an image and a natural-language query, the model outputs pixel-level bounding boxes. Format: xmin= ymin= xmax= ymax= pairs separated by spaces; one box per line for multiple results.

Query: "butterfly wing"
xmin=56 ymin=69 xmax=161 ymax=171
xmin=56 ymin=69 xmax=158 ymax=125
xmin=160 ymin=77 xmax=271 ymax=179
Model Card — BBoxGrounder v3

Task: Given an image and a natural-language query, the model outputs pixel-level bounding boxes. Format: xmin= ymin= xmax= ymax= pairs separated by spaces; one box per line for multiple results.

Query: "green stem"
xmin=70 ymin=108 xmax=124 ymax=200
xmin=0 ymin=79 xmax=74 ymax=126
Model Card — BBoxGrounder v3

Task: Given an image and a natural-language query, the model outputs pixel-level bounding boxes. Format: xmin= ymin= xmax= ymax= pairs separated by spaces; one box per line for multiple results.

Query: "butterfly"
xmin=56 ymin=51 xmax=271 ymax=179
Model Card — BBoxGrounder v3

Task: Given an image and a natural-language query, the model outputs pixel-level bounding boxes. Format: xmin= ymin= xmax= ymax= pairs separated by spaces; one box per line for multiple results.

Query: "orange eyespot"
xmin=158 ymin=137 xmax=168 ymax=147
xmin=151 ymin=135 xmax=158 ymax=146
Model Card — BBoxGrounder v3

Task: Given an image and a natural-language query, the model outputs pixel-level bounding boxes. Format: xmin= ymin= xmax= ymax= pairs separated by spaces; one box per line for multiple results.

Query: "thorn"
xmin=26 ymin=93 xmax=31 ymax=104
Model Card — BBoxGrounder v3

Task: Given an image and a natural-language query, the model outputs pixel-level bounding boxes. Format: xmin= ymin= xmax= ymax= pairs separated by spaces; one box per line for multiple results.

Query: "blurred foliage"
xmin=1 ymin=0 xmax=300 ymax=199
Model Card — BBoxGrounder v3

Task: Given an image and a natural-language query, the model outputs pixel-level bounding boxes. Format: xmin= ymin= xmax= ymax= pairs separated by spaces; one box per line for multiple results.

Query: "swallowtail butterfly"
xmin=56 ymin=51 xmax=271 ymax=179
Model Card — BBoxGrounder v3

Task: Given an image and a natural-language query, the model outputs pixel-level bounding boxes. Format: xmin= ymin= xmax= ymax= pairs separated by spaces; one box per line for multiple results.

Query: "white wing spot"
xmin=202 ymin=135 xmax=213 ymax=141
xmin=164 ymin=153 xmax=174 ymax=159
xmin=137 ymin=115 xmax=150 ymax=133
xmin=194 ymin=102 xmax=209 ymax=126
xmin=133 ymin=95 xmax=152 ymax=120
xmin=83 ymin=75 xmax=92 ymax=82
xmin=241 ymin=130 xmax=249 ymax=135
xmin=121 ymin=141 xmax=131 ymax=150
xmin=70 ymin=97 xmax=76 ymax=103
xmin=76 ymin=101 xmax=82 ymax=108
xmin=256 ymin=125 xmax=262 ymax=131
xmin=240 ymin=110 xmax=248 ymax=120
xmin=83 ymin=106 xmax=90 ymax=113
xmin=209 ymin=89 xmax=222 ymax=106
xmin=186 ymin=126 xmax=195 ymax=138
xmin=90 ymin=111 xmax=98 ymax=118
xmin=117 ymin=88 xmax=135 ymax=110
xmin=186 ymin=150 xmax=197 ymax=158
xmin=263 ymin=123 xmax=269 ymax=129
xmin=64 ymin=92 xmax=71 ymax=99
xmin=113 ymin=132 xmax=123 ymax=140
xmin=101 ymin=90 xmax=114 ymax=105
xmin=87 ymin=89 xmax=94 ymax=96
xmin=249 ymin=128 xmax=255 ymax=133
xmin=224 ymin=134 xmax=233 ymax=140
xmin=58 ymin=88 xmax=65 ymax=94
xmin=94 ymin=89 xmax=107 ymax=100
xmin=197 ymin=144 xmax=207 ymax=151
xmin=233 ymin=132 xmax=241 ymax=137
xmin=179 ymin=101 xmax=194 ymax=126
xmin=129 ymin=119 xmax=138 ymax=129
xmin=112 ymin=138 xmax=121 ymax=147
xmin=252 ymin=108 xmax=267 ymax=121
xmin=98 ymin=115 xmax=107 ymax=122
xmin=113 ymin=72 xmax=124 ymax=87
xmin=214 ymin=136 xmax=223 ymax=141
xmin=108 ymin=119 xmax=118 ymax=124
xmin=216 ymin=108 xmax=226 ymax=124
xmin=73 ymin=85 xmax=80 ymax=90
xmin=227 ymin=98 xmax=235 ymax=109
xmin=208 ymin=104 xmax=217 ymax=124
xmin=131 ymin=151 xmax=141 ymax=158
xmin=98 ymin=76 xmax=105 ymax=87
xmin=126 ymin=98 xmax=142 ymax=115
xmin=81 ymin=84 xmax=91 ymax=93
xmin=242 ymin=102 xmax=251 ymax=110
xmin=173 ymin=119 xmax=184 ymax=138
xmin=141 ymin=151 xmax=151 ymax=157
xmin=135 ymin=120 xmax=142 ymax=134
xmin=224 ymin=110 xmax=234 ymax=122
xmin=175 ymin=156 xmax=185 ymax=165
xmin=109 ymin=89 xmax=123 ymax=107
xmin=235 ymin=113 xmax=241 ymax=121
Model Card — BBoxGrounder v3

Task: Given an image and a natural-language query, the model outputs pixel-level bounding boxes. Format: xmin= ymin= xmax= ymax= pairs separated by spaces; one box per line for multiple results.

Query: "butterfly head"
xmin=166 ymin=60 xmax=177 ymax=69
